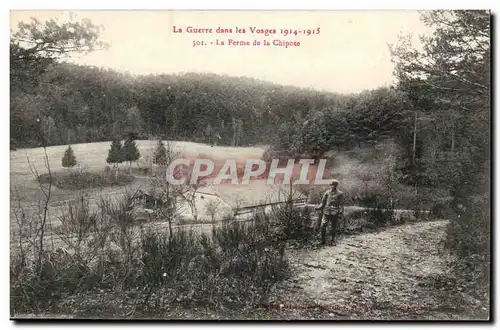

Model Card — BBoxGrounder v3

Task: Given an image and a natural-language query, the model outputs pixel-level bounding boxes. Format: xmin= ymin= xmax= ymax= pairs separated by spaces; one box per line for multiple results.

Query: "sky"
xmin=10 ymin=10 xmax=434 ymax=94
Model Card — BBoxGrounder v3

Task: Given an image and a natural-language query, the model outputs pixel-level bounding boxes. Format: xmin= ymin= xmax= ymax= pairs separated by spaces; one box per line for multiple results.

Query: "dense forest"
xmin=10 ymin=60 xmax=410 ymax=150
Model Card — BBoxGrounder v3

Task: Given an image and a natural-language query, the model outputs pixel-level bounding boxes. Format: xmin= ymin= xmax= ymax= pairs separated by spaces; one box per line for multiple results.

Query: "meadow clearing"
xmin=10 ymin=141 xmax=264 ymax=229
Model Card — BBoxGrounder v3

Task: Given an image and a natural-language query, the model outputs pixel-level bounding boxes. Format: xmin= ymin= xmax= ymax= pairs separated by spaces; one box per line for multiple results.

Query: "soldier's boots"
xmin=320 ymin=227 xmax=337 ymax=246
xmin=320 ymin=226 xmax=327 ymax=245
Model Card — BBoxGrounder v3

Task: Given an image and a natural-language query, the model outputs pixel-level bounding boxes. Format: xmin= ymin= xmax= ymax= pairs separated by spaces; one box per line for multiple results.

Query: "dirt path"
xmin=272 ymin=220 xmax=489 ymax=320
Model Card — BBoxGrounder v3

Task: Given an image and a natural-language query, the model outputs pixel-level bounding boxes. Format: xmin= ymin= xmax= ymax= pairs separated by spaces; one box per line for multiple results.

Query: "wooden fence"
xmin=233 ymin=198 xmax=308 ymax=216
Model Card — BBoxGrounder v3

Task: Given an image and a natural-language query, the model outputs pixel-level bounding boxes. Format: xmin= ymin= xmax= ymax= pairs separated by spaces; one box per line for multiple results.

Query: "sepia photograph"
xmin=9 ymin=9 xmax=491 ymax=320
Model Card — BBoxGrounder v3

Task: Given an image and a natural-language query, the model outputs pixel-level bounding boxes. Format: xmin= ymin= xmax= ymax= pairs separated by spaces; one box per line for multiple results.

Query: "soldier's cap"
xmin=330 ymin=179 xmax=339 ymax=186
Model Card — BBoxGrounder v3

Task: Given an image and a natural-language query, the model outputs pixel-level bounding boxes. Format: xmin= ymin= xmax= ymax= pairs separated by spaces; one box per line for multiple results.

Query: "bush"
xmin=430 ymin=202 xmax=454 ymax=219
xmin=307 ymin=186 xmax=326 ymax=204
xmin=365 ymin=202 xmax=395 ymax=228
xmin=445 ymin=196 xmax=490 ymax=259
xmin=343 ymin=188 xmax=436 ymax=235
xmin=62 ymin=145 xmax=77 ymax=168
xmin=127 ymin=166 xmax=152 ymax=176
xmin=444 ymin=195 xmax=490 ymax=302
xmin=262 ymin=146 xmax=293 ymax=163
xmin=269 ymin=203 xmax=314 ymax=243
xmin=38 ymin=171 xmax=135 ymax=190
xmin=204 ymin=199 xmax=221 ymax=222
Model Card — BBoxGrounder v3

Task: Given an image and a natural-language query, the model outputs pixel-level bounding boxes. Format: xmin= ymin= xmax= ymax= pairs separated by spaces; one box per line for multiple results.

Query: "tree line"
xmin=10 ymin=16 xmax=412 ymax=152
xmin=61 ymin=136 xmax=142 ymax=170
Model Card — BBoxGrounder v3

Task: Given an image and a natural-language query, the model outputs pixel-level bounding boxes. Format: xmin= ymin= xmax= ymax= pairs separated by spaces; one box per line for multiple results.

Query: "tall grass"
xmin=10 ymin=193 xmax=290 ymax=315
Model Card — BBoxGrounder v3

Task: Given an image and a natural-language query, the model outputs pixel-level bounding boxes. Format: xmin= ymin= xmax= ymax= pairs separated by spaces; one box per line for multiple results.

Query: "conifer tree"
xmin=122 ymin=136 xmax=141 ymax=168
xmin=106 ymin=139 xmax=123 ymax=168
xmin=61 ymin=144 xmax=77 ymax=169
xmin=153 ymin=139 xmax=168 ymax=166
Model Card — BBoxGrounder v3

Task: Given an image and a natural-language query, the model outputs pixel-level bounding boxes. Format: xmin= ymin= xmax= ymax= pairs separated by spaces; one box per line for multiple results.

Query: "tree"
xmin=10 ymin=15 xmax=107 ymax=61
xmin=61 ymin=144 xmax=77 ymax=169
xmin=149 ymin=141 xmax=182 ymax=240
xmin=390 ymin=10 xmax=491 ymax=290
xmin=390 ymin=10 xmax=490 ymax=195
xmin=205 ymin=124 xmax=213 ymax=146
xmin=153 ymin=139 xmax=167 ymax=166
xmin=204 ymin=199 xmax=221 ymax=222
xmin=10 ymin=15 xmax=108 ymax=147
xmin=106 ymin=139 xmax=123 ymax=169
xmin=174 ymin=171 xmax=207 ymax=223
xmin=122 ymin=136 xmax=141 ymax=169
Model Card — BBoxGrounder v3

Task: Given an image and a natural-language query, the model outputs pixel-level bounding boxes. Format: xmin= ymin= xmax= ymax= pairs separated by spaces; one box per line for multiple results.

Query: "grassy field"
xmin=10 ymin=139 xmax=448 ymax=247
xmin=10 ymin=140 xmax=266 ymax=180
xmin=10 ymin=141 xmax=266 ymax=232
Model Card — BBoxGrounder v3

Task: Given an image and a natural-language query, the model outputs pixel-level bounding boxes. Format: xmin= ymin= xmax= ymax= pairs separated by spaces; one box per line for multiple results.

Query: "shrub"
xmin=364 ymin=202 xmax=395 ymax=228
xmin=307 ymin=186 xmax=326 ymax=204
xmin=38 ymin=171 xmax=135 ymax=190
xmin=444 ymin=195 xmax=490 ymax=302
xmin=61 ymin=145 xmax=77 ymax=169
xmin=430 ymin=201 xmax=454 ymax=219
xmin=53 ymin=195 xmax=100 ymax=257
xmin=445 ymin=196 xmax=490 ymax=259
xmin=128 ymin=166 xmax=152 ymax=176
xmin=269 ymin=203 xmax=314 ymax=243
xmin=342 ymin=197 xmax=404 ymax=234
xmin=152 ymin=140 xmax=167 ymax=166
xmin=204 ymin=199 xmax=221 ymax=222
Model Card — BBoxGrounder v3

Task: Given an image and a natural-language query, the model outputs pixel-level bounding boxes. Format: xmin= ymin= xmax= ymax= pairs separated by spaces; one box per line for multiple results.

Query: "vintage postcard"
xmin=9 ymin=10 xmax=491 ymax=320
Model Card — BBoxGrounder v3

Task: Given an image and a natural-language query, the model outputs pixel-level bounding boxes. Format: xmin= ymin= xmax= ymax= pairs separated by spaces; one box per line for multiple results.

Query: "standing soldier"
xmin=315 ymin=179 xmax=344 ymax=245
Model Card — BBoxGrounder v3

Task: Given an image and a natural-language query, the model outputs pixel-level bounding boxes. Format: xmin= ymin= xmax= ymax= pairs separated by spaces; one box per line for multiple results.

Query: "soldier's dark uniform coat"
xmin=318 ymin=188 xmax=344 ymax=244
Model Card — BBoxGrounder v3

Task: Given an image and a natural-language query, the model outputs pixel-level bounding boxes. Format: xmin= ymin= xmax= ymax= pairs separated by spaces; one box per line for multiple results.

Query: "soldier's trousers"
xmin=320 ymin=213 xmax=341 ymax=244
